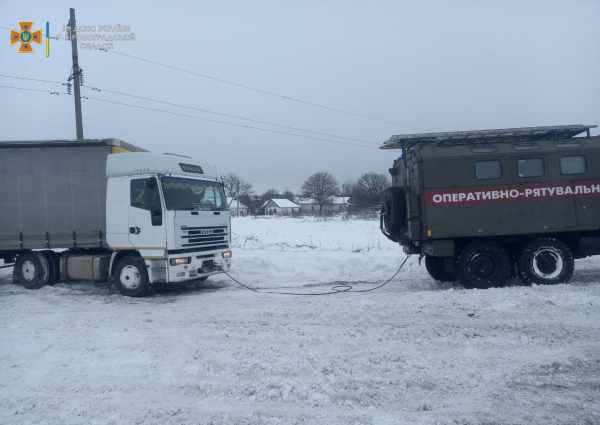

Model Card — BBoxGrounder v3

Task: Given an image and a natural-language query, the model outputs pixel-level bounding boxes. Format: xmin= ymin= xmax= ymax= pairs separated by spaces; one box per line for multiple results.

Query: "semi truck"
xmin=380 ymin=124 xmax=600 ymax=289
xmin=0 ymin=138 xmax=232 ymax=297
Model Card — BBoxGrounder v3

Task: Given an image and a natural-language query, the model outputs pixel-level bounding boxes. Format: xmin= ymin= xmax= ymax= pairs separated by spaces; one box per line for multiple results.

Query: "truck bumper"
xmin=421 ymin=240 xmax=455 ymax=257
xmin=145 ymin=248 xmax=232 ymax=283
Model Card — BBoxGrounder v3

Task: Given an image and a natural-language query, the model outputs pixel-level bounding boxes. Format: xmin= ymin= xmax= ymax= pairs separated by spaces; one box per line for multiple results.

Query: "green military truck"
xmin=380 ymin=124 xmax=600 ymax=289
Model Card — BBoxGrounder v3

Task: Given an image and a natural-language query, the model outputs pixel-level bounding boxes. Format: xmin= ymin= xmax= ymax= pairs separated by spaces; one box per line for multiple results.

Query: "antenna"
xmin=205 ymin=138 xmax=219 ymax=179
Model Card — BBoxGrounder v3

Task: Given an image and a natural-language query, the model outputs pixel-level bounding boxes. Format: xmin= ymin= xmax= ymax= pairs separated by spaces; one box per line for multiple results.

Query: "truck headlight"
xmin=222 ymin=251 xmax=232 ymax=258
xmin=170 ymin=257 xmax=191 ymax=266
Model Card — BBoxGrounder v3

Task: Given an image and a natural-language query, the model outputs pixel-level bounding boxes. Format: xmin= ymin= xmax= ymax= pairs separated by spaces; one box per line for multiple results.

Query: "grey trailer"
xmin=0 ymin=139 xmax=145 ymax=253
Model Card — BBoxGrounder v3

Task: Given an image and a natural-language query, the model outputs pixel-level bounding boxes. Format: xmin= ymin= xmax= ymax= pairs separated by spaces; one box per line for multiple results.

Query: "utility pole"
xmin=69 ymin=8 xmax=84 ymax=139
xmin=236 ymin=181 xmax=240 ymax=217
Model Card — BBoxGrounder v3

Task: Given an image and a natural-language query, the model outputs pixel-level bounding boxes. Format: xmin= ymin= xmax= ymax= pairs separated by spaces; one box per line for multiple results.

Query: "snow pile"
xmin=1 ymin=217 xmax=599 ymax=424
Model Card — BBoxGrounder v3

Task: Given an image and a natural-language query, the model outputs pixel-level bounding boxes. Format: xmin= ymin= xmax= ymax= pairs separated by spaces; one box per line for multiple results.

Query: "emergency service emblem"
xmin=10 ymin=22 xmax=42 ymax=53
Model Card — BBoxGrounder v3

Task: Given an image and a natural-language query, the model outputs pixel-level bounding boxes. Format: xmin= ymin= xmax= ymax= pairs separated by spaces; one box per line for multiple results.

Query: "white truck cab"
xmin=105 ymin=152 xmax=232 ymax=294
xmin=0 ymin=139 xmax=231 ymax=297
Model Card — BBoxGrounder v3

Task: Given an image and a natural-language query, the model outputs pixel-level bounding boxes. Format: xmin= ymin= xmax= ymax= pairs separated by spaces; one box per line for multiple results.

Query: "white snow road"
xmin=1 ymin=217 xmax=599 ymax=425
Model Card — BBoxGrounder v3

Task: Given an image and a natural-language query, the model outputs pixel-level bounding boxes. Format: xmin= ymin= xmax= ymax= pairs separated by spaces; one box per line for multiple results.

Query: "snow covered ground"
xmin=1 ymin=216 xmax=599 ymax=424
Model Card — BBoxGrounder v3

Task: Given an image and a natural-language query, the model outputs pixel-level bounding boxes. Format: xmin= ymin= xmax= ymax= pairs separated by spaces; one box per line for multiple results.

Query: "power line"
xmin=0 ymin=85 xmax=63 ymax=95
xmin=104 ymin=49 xmax=431 ymax=132
xmin=82 ymin=96 xmax=377 ymax=149
xmin=0 ymin=74 xmax=378 ymax=145
xmin=1 ymin=25 xmax=428 ymax=131
xmin=0 ymin=26 xmax=59 ymax=39
xmin=0 ymin=84 xmax=376 ymax=149
xmin=0 ymin=75 xmax=63 ymax=85
xmin=85 ymin=86 xmax=378 ymax=145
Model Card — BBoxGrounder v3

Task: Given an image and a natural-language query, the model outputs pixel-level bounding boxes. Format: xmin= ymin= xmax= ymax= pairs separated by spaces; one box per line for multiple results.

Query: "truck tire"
xmin=13 ymin=251 xmax=50 ymax=290
xmin=517 ymin=238 xmax=574 ymax=285
xmin=382 ymin=187 xmax=406 ymax=236
xmin=455 ymin=241 xmax=511 ymax=289
xmin=41 ymin=251 xmax=60 ymax=286
xmin=425 ymin=256 xmax=457 ymax=282
xmin=114 ymin=256 xmax=151 ymax=297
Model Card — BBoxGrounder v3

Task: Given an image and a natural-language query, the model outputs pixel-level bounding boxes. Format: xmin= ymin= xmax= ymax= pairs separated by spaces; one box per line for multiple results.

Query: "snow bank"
xmin=231 ymin=216 xmax=392 ymax=252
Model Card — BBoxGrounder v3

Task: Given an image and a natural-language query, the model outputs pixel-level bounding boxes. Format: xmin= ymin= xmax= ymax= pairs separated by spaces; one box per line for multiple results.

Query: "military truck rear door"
xmin=513 ymin=154 xmax=577 ymax=232
xmin=558 ymin=154 xmax=597 ymax=228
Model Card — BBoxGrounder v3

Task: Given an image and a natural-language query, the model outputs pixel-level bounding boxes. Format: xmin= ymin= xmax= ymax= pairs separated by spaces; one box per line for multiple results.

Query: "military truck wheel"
xmin=455 ymin=241 xmax=511 ymax=289
xmin=383 ymin=187 xmax=406 ymax=236
xmin=517 ymin=238 xmax=574 ymax=285
xmin=13 ymin=251 xmax=50 ymax=290
xmin=425 ymin=256 xmax=457 ymax=282
xmin=40 ymin=251 xmax=60 ymax=286
xmin=114 ymin=256 xmax=151 ymax=297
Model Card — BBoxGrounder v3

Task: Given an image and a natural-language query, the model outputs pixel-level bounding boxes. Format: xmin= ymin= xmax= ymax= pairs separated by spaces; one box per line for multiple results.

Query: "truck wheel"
xmin=13 ymin=251 xmax=50 ymax=290
xmin=41 ymin=251 xmax=60 ymax=286
xmin=455 ymin=241 xmax=511 ymax=289
xmin=114 ymin=256 xmax=151 ymax=297
xmin=425 ymin=256 xmax=456 ymax=282
xmin=517 ymin=238 xmax=574 ymax=285
xmin=383 ymin=187 xmax=406 ymax=235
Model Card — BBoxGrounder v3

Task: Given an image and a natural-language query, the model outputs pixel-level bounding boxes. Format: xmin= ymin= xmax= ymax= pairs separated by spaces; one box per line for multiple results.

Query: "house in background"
xmin=298 ymin=197 xmax=350 ymax=214
xmin=227 ymin=197 xmax=249 ymax=217
xmin=261 ymin=198 xmax=300 ymax=215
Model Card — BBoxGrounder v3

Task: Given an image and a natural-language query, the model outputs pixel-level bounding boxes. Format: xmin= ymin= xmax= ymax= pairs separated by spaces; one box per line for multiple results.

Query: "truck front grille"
xmin=179 ymin=226 xmax=228 ymax=248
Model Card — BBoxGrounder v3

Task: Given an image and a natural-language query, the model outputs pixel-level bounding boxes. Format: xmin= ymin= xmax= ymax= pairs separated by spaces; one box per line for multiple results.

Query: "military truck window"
xmin=513 ymin=143 xmax=540 ymax=151
xmin=471 ymin=146 xmax=498 ymax=153
xmin=131 ymin=178 xmax=161 ymax=211
xmin=517 ymin=158 xmax=545 ymax=178
xmin=475 ymin=160 xmax=502 ymax=180
xmin=560 ymin=155 xmax=587 ymax=175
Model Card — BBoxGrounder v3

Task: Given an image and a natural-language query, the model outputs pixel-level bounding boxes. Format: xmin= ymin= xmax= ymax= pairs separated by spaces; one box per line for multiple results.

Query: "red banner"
xmin=424 ymin=181 xmax=600 ymax=207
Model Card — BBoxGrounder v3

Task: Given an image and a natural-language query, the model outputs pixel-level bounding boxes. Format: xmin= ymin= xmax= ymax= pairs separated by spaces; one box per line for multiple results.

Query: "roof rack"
xmin=380 ymin=124 xmax=597 ymax=150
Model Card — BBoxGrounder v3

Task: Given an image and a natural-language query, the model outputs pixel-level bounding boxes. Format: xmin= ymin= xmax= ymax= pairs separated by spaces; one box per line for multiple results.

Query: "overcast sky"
xmin=1 ymin=0 xmax=599 ymax=193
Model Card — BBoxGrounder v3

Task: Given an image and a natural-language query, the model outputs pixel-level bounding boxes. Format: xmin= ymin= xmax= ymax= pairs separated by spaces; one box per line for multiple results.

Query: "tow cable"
xmin=222 ymin=255 xmax=411 ymax=296
xmin=2 ymin=257 xmax=412 ymax=296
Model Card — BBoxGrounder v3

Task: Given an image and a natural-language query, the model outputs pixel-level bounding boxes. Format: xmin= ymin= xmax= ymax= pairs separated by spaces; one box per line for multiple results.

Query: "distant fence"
xmin=252 ymin=208 xmax=380 ymax=220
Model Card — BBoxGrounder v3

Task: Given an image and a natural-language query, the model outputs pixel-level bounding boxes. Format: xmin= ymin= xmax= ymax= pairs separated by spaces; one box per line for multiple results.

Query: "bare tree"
xmin=301 ymin=172 xmax=339 ymax=213
xmin=340 ymin=179 xmax=356 ymax=211
xmin=221 ymin=173 xmax=253 ymax=217
xmin=351 ymin=172 xmax=390 ymax=209
xmin=341 ymin=179 xmax=355 ymax=198
xmin=261 ymin=188 xmax=279 ymax=201
xmin=282 ymin=190 xmax=295 ymax=202
xmin=239 ymin=194 xmax=262 ymax=215
xmin=221 ymin=173 xmax=253 ymax=207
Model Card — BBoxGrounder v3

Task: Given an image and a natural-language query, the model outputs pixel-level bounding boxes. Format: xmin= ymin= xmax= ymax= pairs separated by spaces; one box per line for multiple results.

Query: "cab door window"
xmin=131 ymin=178 xmax=162 ymax=226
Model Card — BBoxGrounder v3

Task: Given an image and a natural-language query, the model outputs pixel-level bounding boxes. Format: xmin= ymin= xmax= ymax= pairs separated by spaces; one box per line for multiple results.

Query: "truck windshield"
xmin=161 ymin=177 xmax=226 ymax=211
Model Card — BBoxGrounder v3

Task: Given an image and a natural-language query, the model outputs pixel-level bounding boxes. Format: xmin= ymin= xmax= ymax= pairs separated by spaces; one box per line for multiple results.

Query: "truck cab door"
xmin=128 ymin=177 xmax=167 ymax=250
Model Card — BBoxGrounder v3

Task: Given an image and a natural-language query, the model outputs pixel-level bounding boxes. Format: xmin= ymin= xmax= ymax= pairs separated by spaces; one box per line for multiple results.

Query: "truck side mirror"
xmin=150 ymin=206 xmax=163 ymax=226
